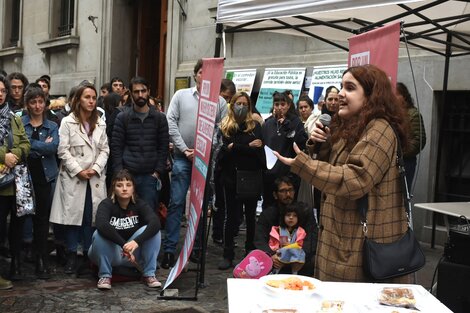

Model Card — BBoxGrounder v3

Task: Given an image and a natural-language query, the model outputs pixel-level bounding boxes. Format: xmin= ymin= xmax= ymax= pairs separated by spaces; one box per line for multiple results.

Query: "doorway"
xmin=134 ymin=0 xmax=167 ymax=102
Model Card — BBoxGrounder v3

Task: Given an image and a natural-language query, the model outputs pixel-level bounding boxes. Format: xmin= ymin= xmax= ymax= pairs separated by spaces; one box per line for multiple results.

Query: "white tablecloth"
xmin=227 ymin=278 xmax=452 ymax=312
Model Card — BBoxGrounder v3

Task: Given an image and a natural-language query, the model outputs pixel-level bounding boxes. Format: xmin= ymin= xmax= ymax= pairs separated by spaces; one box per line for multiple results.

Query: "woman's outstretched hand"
xmin=272 ymin=142 xmax=302 ymax=166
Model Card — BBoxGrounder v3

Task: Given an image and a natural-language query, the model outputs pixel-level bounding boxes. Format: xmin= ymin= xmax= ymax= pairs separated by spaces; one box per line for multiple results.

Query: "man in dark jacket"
xmin=254 ymin=176 xmax=317 ymax=276
xmin=111 ymin=76 xmax=169 ymax=210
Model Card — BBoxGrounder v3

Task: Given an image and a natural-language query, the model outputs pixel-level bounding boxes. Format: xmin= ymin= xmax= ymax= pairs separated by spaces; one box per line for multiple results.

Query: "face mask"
xmin=233 ymin=104 xmax=249 ymax=120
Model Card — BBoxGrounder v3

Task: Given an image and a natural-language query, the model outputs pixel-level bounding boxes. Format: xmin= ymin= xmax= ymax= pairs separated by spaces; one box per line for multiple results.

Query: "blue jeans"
xmin=163 ymin=156 xmax=192 ymax=253
xmin=134 ymin=173 xmax=160 ymax=210
xmin=65 ymin=183 xmax=93 ymax=253
xmin=88 ymin=226 xmax=161 ymax=278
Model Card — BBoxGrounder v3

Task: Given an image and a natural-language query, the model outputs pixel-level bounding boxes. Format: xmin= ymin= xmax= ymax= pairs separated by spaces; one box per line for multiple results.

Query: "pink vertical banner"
xmin=348 ymin=21 xmax=400 ymax=86
xmin=164 ymin=58 xmax=225 ymax=289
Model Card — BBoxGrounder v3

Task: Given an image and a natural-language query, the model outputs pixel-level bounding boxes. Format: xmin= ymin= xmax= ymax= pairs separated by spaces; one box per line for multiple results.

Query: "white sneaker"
xmin=97 ymin=277 xmax=112 ymax=290
xmin=143 ymin=276 xmax=162 ymax=288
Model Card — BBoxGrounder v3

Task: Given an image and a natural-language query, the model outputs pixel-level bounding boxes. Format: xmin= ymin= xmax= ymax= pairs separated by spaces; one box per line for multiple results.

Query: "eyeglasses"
xmin=277 ymin=188 xmax=295 ymax=194
xmin=0 ymin=89 xmax=8 ymax=94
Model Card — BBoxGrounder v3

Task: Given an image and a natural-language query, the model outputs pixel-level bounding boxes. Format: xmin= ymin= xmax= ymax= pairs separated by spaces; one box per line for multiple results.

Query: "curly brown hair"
xmin=330 ymin=65 xmax=409 ymax=151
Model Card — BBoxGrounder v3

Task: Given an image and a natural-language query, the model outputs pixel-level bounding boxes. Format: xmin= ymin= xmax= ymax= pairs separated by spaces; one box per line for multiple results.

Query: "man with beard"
xmin=254 ymin=176 xmax=318 ymax=276
xmin=111 ymin=76 xmax=169 ymax=209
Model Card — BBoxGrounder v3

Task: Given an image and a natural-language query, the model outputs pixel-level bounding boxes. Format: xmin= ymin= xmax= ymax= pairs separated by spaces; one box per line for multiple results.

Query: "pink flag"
xmin=348 ymin=21 xmax=400 ymax=86
xmin=164 ymin=58 xmax=225 ymax=289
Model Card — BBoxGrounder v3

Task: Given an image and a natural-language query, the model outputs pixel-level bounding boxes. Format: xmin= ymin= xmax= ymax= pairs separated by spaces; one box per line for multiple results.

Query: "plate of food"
xmin=378 ymin=287 xmax=417 ymax=309
xmin=259 ymin=274 xmax=321 ymax=296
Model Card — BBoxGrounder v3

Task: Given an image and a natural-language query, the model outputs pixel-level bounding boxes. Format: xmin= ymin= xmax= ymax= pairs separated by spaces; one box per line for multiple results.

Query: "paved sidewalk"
xmin=0 ymin=226 xmax=444 ymax=313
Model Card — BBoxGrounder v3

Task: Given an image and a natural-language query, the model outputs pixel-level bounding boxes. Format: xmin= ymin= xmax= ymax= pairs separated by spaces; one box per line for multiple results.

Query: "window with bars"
xmin=2 ymin=0 xmax=21 ymax=48
xmin=58 ymin=0 xmax=75 ymax=37
xmin=9 ymin=0 xmax=21 ymax=46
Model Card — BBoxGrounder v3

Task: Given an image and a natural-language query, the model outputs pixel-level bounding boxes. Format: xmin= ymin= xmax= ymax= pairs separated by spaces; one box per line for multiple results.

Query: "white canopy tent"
xmin=216 ymin=0 xmax=470 ymax=56
xmin=215 ymin=0 xmax=470 ymax=205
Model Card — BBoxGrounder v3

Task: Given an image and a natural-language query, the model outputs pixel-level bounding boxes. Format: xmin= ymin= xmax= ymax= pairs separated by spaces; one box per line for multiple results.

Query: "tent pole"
xmin=432 ymin=33 xmax=451 ymax=248
xmin=214 ymin=23 xmax=223 ymax=58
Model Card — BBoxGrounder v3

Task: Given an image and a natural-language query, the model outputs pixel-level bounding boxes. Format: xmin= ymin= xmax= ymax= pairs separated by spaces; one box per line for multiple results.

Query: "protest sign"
xmin=163 ymin=58 xmax=224 ymax=290
xmin=308 ymin=64 xmax=347 ymax=104
xmin=256 ymin=68 xmax=305 ymax=114
xmin=225 ymin=69 xmax=257 ymax=95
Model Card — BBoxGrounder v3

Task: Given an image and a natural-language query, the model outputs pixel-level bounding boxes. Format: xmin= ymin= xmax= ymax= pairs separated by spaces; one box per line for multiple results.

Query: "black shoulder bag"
xmin=233 ymin=133 xmax=263 ymax=200
xmin=360 ymin=129 xmax=426 ymax=280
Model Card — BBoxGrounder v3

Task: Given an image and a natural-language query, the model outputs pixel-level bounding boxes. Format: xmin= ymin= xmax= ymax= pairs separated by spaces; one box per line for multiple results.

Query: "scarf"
xmin=0 ymin=103 xmax=11 ymax=146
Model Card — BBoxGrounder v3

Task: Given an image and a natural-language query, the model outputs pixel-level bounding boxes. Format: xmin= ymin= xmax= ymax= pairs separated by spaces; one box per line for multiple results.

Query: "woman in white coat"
xmin=50 ymin=83 xmax=109 ymax=274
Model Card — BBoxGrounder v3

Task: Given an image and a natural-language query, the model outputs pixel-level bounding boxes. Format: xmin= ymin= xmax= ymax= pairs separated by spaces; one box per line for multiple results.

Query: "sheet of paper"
xmin=264 ymin=145 xmax=278 ymax=170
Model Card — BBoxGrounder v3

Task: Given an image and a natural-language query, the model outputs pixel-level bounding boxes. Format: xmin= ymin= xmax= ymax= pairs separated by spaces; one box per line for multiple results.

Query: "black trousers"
xmin=212 ymin=173 xmax=226 ymax=240
xmin=32 ymin=180 xmax=52 ymax=256
xmin=222 ymin=183 xmax=257 ymax=260
xmin=0 ymin=196 xmax=26 ymax=256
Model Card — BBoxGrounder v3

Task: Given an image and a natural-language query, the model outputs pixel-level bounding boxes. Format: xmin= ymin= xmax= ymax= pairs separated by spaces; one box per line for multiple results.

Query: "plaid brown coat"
xmin=291 ymin=119 xmax=412 ymax=283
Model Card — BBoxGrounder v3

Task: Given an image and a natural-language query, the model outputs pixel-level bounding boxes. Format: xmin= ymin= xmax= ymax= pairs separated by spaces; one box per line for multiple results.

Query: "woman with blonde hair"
xmin=216 ymin=91 xmax=265 ymax=270
xmin=50 ymin=83 xmax=109 ymax=274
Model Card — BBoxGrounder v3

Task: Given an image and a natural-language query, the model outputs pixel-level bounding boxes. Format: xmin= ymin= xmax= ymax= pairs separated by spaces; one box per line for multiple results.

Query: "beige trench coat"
xmin=291 ymin=119 xmax=411 ymax=283
xmin=50 ymin=113 xmax=109 ymax=226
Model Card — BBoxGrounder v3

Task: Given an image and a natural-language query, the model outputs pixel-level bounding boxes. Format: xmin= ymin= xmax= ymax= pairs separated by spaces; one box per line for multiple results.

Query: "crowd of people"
xmin=0 ymin=62 xmax=426 ymax=291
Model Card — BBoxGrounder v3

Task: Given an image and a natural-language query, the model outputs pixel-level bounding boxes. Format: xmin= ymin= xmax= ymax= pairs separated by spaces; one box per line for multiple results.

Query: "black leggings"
xmin=222 ymin=184 xmax=257 ymax=260
xmin=32 ymin=181 xmax=52 ymax=256
xmin=0 ymin=196 xmax=26 ymax=256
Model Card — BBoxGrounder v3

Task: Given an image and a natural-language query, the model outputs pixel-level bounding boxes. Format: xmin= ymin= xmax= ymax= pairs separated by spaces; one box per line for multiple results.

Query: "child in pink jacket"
xmin=269 ymin=203 xmax=306 ymax=274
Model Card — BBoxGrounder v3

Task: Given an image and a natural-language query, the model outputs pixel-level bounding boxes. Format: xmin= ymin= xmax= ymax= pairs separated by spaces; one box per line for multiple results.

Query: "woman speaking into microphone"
xmin=274 ymin=65 xmax=412 ymax=283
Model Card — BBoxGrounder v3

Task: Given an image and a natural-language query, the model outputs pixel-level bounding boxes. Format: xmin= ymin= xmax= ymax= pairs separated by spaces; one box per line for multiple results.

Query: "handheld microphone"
xmin=311 ymin=114 xmax=331 ymax=159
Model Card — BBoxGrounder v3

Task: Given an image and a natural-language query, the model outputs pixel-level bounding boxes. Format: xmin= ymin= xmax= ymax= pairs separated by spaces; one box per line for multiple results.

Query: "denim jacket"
xmin=21 ymin=115 xmax=59 ymax=183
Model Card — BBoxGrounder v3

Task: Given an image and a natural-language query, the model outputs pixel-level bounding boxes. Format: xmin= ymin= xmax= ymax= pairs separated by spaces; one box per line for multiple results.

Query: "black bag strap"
xmin=359 ymin=127 xmax=412 ymax=234
xmin=7 ymin=129 xmax=13 ymax=150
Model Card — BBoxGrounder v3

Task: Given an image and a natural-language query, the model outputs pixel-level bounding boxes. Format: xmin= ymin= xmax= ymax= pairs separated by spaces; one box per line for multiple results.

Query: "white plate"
xmin=259 ymin=274 xmax=321 ymax=296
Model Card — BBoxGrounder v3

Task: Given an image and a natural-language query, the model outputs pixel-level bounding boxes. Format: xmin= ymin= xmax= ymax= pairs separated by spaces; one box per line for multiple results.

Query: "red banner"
xmin=348 ymin=21 xmax=400 ymax=86
xmin=163 ymin=58 xmax=225 ymax=289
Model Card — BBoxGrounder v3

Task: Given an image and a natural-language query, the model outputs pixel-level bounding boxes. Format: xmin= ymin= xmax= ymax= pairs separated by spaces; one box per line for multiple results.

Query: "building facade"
xmin=1 ymin=0 xmax=469 ymax=244
xmin=0 ymin=0 xmax=167 ymax=99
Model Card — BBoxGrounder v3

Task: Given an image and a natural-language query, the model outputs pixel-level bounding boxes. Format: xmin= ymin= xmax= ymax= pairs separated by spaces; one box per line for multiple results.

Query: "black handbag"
xmin=0 ymin=131 xmax=15 ymax=189
xmin=360 ymin=129 xmax=425 ymax=280
xmin=235 ymin=169 xmax=263 ymax=199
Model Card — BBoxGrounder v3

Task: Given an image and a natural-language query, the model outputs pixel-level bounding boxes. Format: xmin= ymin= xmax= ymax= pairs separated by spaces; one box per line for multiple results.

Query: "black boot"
xmin=55 ymin=244 xmax=67 ymax=266
xmin=23 ymin=242 xmax=34 ymax=263
xmin=36 ymin=255 xmax=50 ymax=280
xmin=9 ymin=254 xmax=24 ymax=281
xmin=76 ymin=253 xmax=92 ymax=277
xmin=64 ymin=252 xmax=77 ymax=274
xmin=161 ymin=252 xmax=175 ymax=269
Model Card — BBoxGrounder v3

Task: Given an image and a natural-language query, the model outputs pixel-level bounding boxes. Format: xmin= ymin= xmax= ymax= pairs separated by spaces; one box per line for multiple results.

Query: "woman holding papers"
xmin=262 ymin=91 xmax=308 ymax=209
xmin=216 ymin=92 xmax=265 ymax=270
xmin=274 ymin=65 xmax=412 ymax=283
